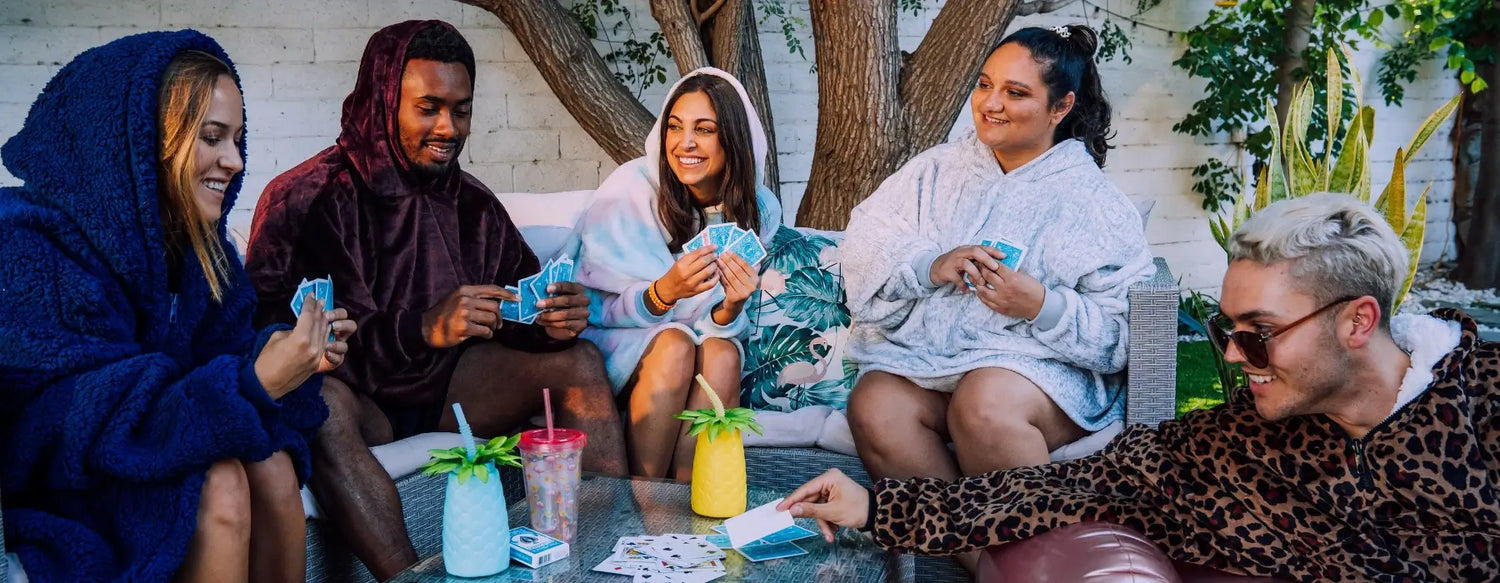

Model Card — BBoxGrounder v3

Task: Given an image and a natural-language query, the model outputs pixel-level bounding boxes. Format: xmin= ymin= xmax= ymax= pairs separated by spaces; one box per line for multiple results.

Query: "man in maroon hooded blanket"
xmin=246 ymin=20 xmax=628 ymax=578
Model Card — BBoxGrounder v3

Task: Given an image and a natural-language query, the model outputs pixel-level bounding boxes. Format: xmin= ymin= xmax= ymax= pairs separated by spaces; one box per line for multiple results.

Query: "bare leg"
xmin=244 ymin=451 xmax=306 ymax=583
xmin=948 ymin=367 xmax=1086 ymax=474
xmin=441 ymin=340 xmax=629 ymax=476
xmin=175 ymin=459 xmax=251 ymax=583
xmin=847 ymin=372 xmax=959 ymax=482
xmin=946 ymin=367 xmax=1087 ymax=573
xmin=307 ymin=377 xmax=415 ymax=581
xmin=671 ymin=337 xmax=742 ymax=482
xmin=620 ymin=329 xmax=696 ymax=478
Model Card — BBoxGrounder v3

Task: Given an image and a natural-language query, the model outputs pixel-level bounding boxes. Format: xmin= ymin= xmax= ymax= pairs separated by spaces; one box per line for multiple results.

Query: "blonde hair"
xmin=1228 ymin=192 xmax=1409 ymax=327
xmin=157 ymin=50 xmax=234 ymax=302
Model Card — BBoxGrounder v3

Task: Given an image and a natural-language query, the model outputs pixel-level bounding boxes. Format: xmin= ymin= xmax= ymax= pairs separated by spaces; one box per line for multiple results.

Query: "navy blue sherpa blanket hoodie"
xmin=0 ymin=31 xmax=327 ymax=583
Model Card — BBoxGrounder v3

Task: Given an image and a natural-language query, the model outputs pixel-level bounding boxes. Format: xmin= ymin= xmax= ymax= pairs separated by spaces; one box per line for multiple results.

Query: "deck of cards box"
xmin=509 ymin=526 xmax=569 ymax=568
xmin=682 ymin=222 xmax=767 ymax=266
xmin=502 ymin=256 xmax=574 ymax=324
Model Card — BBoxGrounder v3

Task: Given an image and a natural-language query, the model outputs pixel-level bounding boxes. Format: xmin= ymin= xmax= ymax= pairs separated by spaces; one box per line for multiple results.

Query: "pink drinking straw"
xmin=543 ymin=387 xmax=555 ymax=441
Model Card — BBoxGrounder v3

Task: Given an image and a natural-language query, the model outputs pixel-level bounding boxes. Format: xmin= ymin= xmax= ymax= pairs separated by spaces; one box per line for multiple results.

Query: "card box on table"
xmin=510 ymin=526 xmax=569 ymax=568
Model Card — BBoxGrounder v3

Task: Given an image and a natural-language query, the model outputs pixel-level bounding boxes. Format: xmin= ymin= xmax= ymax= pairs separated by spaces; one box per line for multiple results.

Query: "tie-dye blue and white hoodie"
xmin=842 ymin=135 xmax=1154 ymax=431
xmin=575 ymin=68 xmax=781 ymax=392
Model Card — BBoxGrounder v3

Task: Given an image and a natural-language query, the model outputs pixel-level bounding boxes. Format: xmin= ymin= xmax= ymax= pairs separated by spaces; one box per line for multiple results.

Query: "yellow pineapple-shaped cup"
xmin=676 ymin=375 xmax=763 ymax=518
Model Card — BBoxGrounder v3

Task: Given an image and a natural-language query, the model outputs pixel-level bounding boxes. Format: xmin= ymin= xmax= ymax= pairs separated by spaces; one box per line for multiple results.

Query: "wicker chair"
xmin=0 ymin=260 xmax=1178 ymax=583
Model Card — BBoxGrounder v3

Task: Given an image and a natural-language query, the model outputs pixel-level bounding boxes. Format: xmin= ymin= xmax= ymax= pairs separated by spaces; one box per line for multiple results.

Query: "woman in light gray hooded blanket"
xmin=576 ymin=68 xmax=781 ymax=480
xmin=842 ymin=25 xmax=1155 ymax=519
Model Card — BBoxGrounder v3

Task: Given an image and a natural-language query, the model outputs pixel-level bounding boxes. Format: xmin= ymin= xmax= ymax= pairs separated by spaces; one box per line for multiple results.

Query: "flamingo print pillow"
xmin=740 ymin=226 xmax=855 ymax=412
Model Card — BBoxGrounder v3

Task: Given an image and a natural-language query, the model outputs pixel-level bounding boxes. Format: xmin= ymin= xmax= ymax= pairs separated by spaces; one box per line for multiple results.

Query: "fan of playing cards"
xmin=592 ymin=534 xmax=727 ymax=582
xmin=501 ymin=257 xmax=574 ymax=324
xmin=682 ymin=223 xmax=767 ymax=266
xmin=289 ymin=276 xmax=336 ymax=341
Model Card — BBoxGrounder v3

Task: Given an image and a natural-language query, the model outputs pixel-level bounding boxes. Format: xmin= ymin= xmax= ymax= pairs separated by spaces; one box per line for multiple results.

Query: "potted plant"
xmin=675 ymin=374 xmax=763 ymax=518
xmin=420 ymin=405 xmax=523 ymax=577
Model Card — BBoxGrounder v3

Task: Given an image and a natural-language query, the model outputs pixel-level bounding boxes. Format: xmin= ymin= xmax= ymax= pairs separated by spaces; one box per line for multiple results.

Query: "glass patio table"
xmin=388 ymin=472 xmax=933 ymax=582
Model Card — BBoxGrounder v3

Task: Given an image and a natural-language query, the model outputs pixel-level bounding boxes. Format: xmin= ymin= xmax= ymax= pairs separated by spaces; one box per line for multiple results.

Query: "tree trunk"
xmin=1271 ymin=0 xmax=1314 ymax=128
xmin=651 ymin=0 xmax=710 ymax=74
xmin=1450 ymin=79 xmax=1483 ymax=260
xmin=901 ymin=0 xmax=1021 ymax=158
xmin=1456 ymin=52 xmax=1500 ymax=288
xmin=459 ymin=0 xmax=653 ymax=163
xmin=703 ymin=0 xmax=780 ymax=194
xmin=796 ymin=0 xmax=904 ymax=230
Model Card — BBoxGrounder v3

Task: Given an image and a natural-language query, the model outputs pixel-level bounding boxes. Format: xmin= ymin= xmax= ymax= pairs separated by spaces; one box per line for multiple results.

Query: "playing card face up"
xmin=593 ymin=534 xmax=726 ymax=582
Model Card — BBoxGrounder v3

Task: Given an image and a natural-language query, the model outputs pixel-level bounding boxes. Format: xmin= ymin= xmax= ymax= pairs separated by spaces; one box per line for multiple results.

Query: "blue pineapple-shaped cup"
xmin=442 ymin=461 xmax=510 ymax=577
xmin=440 ymin=403 xmax=511 ymax=577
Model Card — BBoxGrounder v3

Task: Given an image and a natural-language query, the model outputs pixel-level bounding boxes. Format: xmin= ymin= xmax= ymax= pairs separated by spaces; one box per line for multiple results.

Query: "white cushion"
xmin=496 ymin=190 xmax=596 ymax=261
xmin=741 ymin=407 xmax=834 ymax=449
xmin=301 ymin=432 xmax=465 ymax=519
xmin=6 ymin=553 xmax=27 ymax=583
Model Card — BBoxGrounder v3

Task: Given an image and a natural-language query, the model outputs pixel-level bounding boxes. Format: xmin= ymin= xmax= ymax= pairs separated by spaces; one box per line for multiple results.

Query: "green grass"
xmin=1176 ymin=340 xmax=1227 ymax=416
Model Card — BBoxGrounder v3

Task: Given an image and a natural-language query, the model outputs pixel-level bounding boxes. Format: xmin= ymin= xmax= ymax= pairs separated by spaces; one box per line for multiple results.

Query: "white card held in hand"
xmin=723 ymin=497 xmax=795 ymax=549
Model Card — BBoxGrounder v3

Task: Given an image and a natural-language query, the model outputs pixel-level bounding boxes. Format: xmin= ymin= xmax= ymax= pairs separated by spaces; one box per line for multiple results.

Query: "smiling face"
xmin=1219 ymin=259 xmax=1352 ymax=422
xmin=971 ymin=43 xmax=1073 ymax=170
xmin=190 ymin=75 xmax=245 ymax=222
xmin=397 ymin=58 xmax=472 ymax=179
xmin=663 ymin=91 xmax=726 ymax=203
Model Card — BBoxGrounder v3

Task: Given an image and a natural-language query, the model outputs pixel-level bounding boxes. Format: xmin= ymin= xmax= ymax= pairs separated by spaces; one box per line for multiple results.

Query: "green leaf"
xmin=1263 ymin=98 xmax=1287 ymax=205
xmin=1462 ymin=70 xmax=1476 ymax=84
xmin=1403 ymin=94 xmax=1461 ymax=163
xmin=1367 ymin=8 xmax=1383 ymax=27
xmin=421 ymin=461 xmax=460 ymax=476
xmin=428 ymin=449 xmax=465 ymax=461
xmin=741 ymin=324 xmax=818 ymax=410
xmin=1395 ymin=189 xmax=1427 ymax=313
xmin=1325 ymin=48 xmax=1343 ymax=172
xmin=1474 ymin=78 xmax=1489 ymax=93
xmin=764 ymin=226 xmax=835 ymax=275
xmin=457 ymin=465 xmax=472 ymax=485
xmin=786 ymin=378 xmax=851 ymax=410
xmin=1376 ymin=148 xmax=1407 ymax=234
xmin=778 ymin=267 xmax=850 ymax=332
xmin=1329 ymin=107 xmax=1370 ymax=197
xmin=474 ymin=463 xmax=490 ymax=484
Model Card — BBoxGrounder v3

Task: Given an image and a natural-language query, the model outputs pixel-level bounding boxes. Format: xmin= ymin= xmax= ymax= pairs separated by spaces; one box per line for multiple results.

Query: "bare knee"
xmin=948 ymin=378 xmax=1042 ymax=442
xmin=639 ymin=329 xmax=697 ymax=381
xmin=244 ymin=451 xmax=300 ymax=504
xmin=848 ymin=373 xmax=941 ymax=445
xmin=697 ymin=338 xmax=741 ymax=406
xmin=200 ymin=459 xmax=252 ymax=539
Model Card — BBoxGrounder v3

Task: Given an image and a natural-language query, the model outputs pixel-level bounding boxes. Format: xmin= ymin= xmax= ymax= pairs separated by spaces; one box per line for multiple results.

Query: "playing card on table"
xmin=980 ymin=237 xmax=1028 ymax=271
xmin=754 ymin=524 xmax=818 ymax=545
xmin=648 ymin=534 xmax=723 ymax=566
xmin=724 ymin=498 xmax=794 ymax=548
xmin=595 ymin=535 xmax=727 ymax=581
xmin=722 ymin=229 xmax=767 ymax=266
xmin=733 ymin=541 xmax=807 ymax=562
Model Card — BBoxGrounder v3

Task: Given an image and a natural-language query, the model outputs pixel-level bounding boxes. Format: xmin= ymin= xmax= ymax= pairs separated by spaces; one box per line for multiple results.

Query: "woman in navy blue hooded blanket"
xmin=0 ymin=31 xmax=356 ymax=582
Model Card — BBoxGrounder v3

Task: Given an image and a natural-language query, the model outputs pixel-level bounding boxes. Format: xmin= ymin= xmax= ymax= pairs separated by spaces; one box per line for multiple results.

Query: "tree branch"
xmin=694 ymin=0 xmax=728 ymax=25
xmin=703 ymin=0 xmax=780 ymax=193
xmin=651 ymin=0 xmax=711 ymax=74
xmin=1015 ymin=0 xmax=1078 ymax=16
xmin=900 ymin=0 xmax=1022 ymax=156
xmin=460 ymin=0 xmax=653 ymax=163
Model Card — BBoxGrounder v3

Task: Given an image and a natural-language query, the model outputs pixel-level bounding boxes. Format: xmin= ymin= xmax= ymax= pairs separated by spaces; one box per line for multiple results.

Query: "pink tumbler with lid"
xmin=517 ymin=428 xmax=586 ymax=542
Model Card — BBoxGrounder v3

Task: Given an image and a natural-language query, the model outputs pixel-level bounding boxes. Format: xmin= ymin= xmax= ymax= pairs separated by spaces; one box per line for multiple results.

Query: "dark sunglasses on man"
xmin=1207 ymin=296 xmax=1362 ymax=370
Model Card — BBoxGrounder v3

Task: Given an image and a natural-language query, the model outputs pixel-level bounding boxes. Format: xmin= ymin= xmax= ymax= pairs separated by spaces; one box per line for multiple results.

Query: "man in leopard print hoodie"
xmin=783 ymin=193 xmax=1499 ymax=582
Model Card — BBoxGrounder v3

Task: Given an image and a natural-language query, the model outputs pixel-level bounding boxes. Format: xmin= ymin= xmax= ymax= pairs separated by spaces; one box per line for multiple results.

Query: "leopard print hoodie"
xmin=871 ymin=309 xmax=1499 ymax=582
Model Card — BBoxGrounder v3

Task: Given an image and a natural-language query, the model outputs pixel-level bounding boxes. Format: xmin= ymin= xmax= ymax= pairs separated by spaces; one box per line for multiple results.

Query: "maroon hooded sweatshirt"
xmin=246 ymin=20 xmax=564 ymax=408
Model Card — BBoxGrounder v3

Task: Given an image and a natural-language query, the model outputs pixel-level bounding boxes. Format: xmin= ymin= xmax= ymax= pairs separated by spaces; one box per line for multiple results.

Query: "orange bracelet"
xmin=647 ymin=282 xmax=674 ymax=312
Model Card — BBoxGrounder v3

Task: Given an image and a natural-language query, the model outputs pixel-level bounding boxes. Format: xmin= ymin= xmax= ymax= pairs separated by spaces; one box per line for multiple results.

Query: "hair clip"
xmin=1050 ymin=25 xmax=1071 ymax=39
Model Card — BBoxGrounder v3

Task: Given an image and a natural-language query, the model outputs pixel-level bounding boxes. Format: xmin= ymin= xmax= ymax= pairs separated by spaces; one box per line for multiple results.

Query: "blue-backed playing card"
xmin=518 ymin=273 xmax=544 ymax=324
xmin=682 ymin=231 xmax=709 ymax=253
xmin=754 ymin=524 xmax=818 ymax=545
xmin=501 ymin=285 xmax=522 ymax=322
xmin=980 ymin=237 xmax=1027 ymax=271
xmin=722 ymin=229 xmax=767 ymax=266
xmin=706 ymin=224 xmax=738 ymax=250
xmin=733 ymin=541 xmax=806 ymax=562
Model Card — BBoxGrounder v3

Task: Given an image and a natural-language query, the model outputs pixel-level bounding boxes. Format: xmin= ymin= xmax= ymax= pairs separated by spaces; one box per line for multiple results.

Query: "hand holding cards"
xmin=502 ymin=256 xmax=574 ymax=324
xmin=682 ymin=223 xmax=767 ymax=266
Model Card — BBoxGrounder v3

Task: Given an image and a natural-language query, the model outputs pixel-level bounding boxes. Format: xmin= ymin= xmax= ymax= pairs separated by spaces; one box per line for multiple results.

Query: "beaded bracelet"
xmin=647 ymin=281 xmax=674 ymax=313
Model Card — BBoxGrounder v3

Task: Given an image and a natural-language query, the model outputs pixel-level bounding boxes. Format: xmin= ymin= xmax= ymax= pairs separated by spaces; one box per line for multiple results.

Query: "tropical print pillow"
xmin=741 ymin=226 xmax=857 ymax=412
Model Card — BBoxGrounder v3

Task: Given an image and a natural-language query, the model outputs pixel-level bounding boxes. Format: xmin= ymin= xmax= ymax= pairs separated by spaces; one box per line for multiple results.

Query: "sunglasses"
xmin=1207 ymin=296 xmax=1360 ymax=370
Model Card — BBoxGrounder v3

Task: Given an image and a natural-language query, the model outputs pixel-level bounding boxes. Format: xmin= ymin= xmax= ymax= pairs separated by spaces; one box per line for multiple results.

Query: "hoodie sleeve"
xmin=841 ymin=157 xmax=948 ymax=327
xmin=1028 ymin=192 xmax=1156 ymax=373
xmin=0 ymin=226 xmax=278 ymax=488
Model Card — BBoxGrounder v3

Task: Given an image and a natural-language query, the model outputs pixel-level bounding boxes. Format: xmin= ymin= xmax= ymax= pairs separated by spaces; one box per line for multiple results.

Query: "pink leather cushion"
xmin=977 ymin=522 xmax=1292 ymax=583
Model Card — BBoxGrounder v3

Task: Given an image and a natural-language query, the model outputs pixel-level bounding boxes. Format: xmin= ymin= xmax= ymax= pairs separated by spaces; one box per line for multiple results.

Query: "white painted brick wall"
xmin=0 ymin=0 xmax=1463 ymax=292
